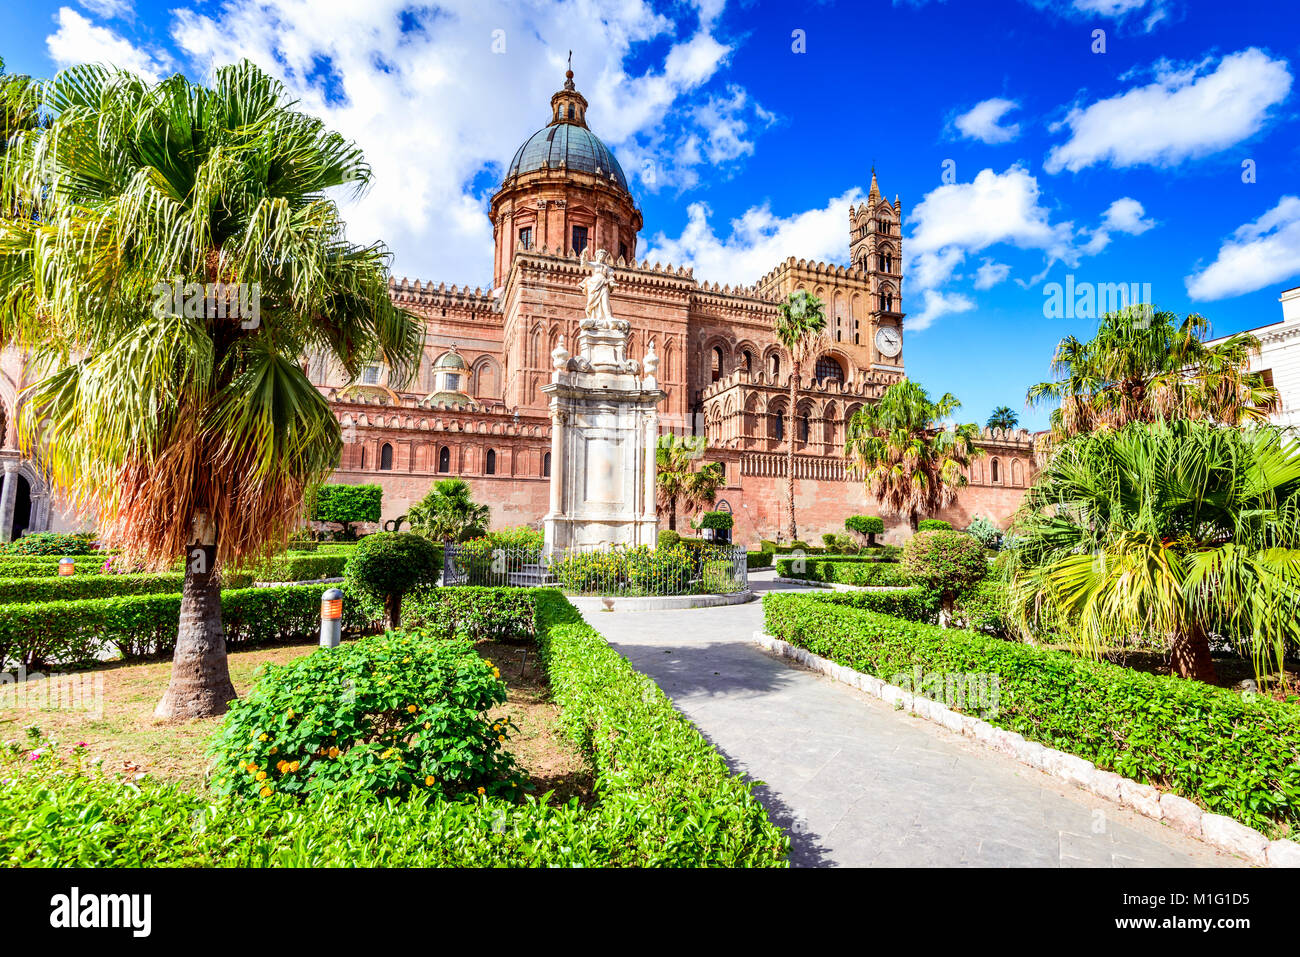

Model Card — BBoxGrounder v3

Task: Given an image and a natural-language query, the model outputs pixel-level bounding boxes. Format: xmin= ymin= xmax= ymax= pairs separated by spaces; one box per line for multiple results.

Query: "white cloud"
xmin=77 ymin=0 xmax=133 ymax=18
xmin=641 ymin=189 xmax=863 ymax=286
xmin=47 ymin=7 xmax=171 ymax=81
xmin=909 ymin=290 xmax=976 ymax=332
xmin=974 ymin=260 xmax=1011 ymax=290
xmin=1185 ymin=196 xmax=1300 ymax=301
xmin=906 ymin=165 xmax=1077 ymax=290
xmin=952 ymin=98 xmax=1021 ymax=144
xmin=1045 ymin=48 xmax=1293 ymax=174
xmin=162 ymin=0 xmax=763 ymax=285
xmin=1079 ymin=196 xmax=1157 ymax=255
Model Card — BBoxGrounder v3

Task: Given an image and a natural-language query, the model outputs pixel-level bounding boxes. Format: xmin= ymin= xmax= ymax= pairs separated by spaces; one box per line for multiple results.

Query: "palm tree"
xmin=656 ymin=438 xmax=725 ymax=533
xmin=845 ymin=381 xmax=981 ymax=531
xmin=1005 ymin=420 xmax=1300 ymax=684
xmin=1027 ymin=306 xmax=1276 ymax=443
xmin=774 ymin=290 xmax=827 ymax=541
xmin=986 ymin=406 xmax=1019 ymax=431
xmin=407 ymin=478 xmax=491 ymax=543
xmin=0 ymin=63 xmax=423 ymax=719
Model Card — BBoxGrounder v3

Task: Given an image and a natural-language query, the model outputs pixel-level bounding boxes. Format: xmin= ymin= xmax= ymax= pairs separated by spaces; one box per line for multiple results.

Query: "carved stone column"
xmin=0 ymin=460 xmax=17 ymax=544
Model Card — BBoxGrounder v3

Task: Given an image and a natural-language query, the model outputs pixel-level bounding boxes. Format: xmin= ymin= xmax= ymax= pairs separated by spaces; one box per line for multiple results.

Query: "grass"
xmin=0 ymin=635 xmax=594 ymax=797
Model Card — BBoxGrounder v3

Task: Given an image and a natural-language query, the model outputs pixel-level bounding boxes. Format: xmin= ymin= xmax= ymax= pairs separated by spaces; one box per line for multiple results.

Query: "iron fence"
xmin=443 ymin=542 xmax=748 ymax=597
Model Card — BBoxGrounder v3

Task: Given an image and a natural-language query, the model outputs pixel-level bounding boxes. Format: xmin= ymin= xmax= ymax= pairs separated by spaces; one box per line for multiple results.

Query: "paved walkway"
xmin=580 ymin=572 xmax=1240 ymax=868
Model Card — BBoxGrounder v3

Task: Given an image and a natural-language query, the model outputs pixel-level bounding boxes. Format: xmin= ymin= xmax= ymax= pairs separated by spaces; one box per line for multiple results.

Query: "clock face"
xmin=875 ymin=326 xmax=902 ymax=358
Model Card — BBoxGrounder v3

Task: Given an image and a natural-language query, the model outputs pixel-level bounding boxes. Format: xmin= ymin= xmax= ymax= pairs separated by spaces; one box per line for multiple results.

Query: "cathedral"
xmin=302 ymin=68 xmax=1036 ymax=545
xmin=0 ymin=68 xmax=1035 ymax=544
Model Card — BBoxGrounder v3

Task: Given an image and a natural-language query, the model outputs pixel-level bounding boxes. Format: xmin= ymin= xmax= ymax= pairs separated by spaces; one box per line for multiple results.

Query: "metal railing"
xmin=443 ymin=542 xmax=748 ymax=596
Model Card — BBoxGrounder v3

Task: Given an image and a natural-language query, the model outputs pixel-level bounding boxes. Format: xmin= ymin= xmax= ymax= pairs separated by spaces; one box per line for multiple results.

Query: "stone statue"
xmin=580 ymin=250 xmax=619 ymax=328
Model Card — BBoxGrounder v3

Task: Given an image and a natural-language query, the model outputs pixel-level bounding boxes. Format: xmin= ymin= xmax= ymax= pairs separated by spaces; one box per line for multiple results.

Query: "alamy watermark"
xmin=891 ymin=665 xmax=1000 ymax=719
xmin=0 ymin=668 xmax=104 ymax=719
xmin=151 ymin=279 xmax=261 ymax=328
xmin=1043 ymin=275 xmax=1153 ymax=322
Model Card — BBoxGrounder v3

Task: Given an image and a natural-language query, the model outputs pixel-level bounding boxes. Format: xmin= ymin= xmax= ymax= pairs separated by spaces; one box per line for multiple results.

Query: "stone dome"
xmin=433 ymin=347 xmax=468 ymax=370
xmin=506 ymin=123 xmax=629 ymax=193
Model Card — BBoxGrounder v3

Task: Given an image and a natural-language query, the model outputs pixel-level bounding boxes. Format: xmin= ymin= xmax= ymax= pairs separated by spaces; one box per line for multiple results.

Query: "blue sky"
xmin=3 ymin=0 xmax=1298 ymax=430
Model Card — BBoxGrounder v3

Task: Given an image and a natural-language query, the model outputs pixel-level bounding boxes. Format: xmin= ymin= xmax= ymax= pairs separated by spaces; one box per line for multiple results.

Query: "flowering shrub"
xmin=549 ymin=545 xmax=699 ymax=595
xmin=902 ymin=531 xmax=987 ymax=596
xmin=209 ymin=629 xmax=520 ymax=802
xmin=344 ymin=532 xmax=441 ymax=627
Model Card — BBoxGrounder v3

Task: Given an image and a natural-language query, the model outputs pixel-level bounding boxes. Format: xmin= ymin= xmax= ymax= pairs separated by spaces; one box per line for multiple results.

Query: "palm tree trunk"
xmin=1170 ymin=626 xmax=1217 ymax=683
xmin=386 ymin=591 xmax=403 ymax=630
xmin=909 ymin=509 xmax=919 ymax=533
xmin=155 ymin=513 xmax=236 ymax=719
xmin=787 ymin=359 xmax=798 ymax=542
xmin=668 ymin=497 xmax=678 ymax=532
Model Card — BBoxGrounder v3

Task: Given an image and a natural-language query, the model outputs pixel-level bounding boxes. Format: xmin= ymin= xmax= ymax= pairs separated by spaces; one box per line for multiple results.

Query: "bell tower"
xmin=848 ymin=169 xmax=905 ymax=368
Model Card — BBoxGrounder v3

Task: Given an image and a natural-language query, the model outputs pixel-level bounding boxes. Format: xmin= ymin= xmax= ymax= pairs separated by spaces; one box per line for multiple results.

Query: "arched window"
xmin=543 ymin=452 xmax=551 ymax=477
xmin=990 ymin=458 xmax=1000 ymax=483
xmin=799 ymin=409 xmax=810 ymax=442
xmin=741 ymin=350 xmax=753 ymax=373
xmin=438 ymin=446 xmax=451 ymax=473
xmin=769 ymin=353 xmax=780 ymax=378
xmin=885 ymin=253 xmax=893 ymax=273
xmin=711 ymin=346 xmax=725 ymax=382
xmin=380 ymin=443 xmax=393 ymax=471
xmin=815 ymin=356 xmax=844 ymax=382
xmin=486 ymin=449 xmax=497 ymax=475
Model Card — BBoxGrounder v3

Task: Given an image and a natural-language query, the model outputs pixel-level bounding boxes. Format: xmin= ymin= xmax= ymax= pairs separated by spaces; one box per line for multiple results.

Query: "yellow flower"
xmin=381 ymin=749 xmax=394 ymax=759
xmin=258 ymin=734 xmax=268 ymax=742
xmin=493 ymin=668 xmax=500 ymax=679
xmin=260 ymin=786 xmax=272 ymax=798
xmin=256 ymin=771 xmax=267 ymax=781
xmin=407 ymin=705 xmax=417 ymax=713
xmin=246 ymin=762 xmax=257 ymax=773
xmin=276 ymin=760 xmax=287 ymax=773
xmin=287 ymin=709 xmax=295 ymax=719
xmin=288 ymin=761 xmax=299 ymax=772
xmin=423 ymin=722 xmax=430 ymax=730
xmin=425 ymin=775 xmax=436 ymax=787
xmin=497 ymin=735 xmax=505 ymax=744
xmin=476 ymin=786 xmax=485 ymax=796
xmin=330 ymin=730 xmax=338 ymax=737
xmin=269 ymin=746 xmax=278 ymax=755
xmin=328 ymin=747 xmax=340 ymax=758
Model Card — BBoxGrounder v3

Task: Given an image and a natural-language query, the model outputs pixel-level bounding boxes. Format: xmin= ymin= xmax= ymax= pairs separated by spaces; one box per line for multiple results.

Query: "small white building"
xmin=1209 ymin=286 xmax=1300 ymax=432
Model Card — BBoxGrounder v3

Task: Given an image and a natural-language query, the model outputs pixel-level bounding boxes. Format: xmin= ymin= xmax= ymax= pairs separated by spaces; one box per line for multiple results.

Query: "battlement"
xmin=699 ymin=368 xmax=903 ymax=403
xmin=753 ymin=256 xmax=875 ymax=293
xmin=974 ymin=426 xmax=1036 ymax=449
xmin=387 ymin=277 xmax=497 ymax=310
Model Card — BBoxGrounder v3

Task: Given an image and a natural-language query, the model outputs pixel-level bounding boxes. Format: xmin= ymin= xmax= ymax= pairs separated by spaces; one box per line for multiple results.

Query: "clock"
xmin=875 ymin=326 xmax=902 ymax=358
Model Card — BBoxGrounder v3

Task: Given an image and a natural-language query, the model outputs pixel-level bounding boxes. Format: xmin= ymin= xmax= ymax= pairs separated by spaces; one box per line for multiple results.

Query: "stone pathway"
xmin=579 ymin=571 xmax=1241 ymax=868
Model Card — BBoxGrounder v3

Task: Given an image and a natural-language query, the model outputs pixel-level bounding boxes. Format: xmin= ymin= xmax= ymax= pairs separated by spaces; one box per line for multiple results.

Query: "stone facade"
xmin=1206 ymin=285 xmax=1300 ymax=432
xmin=304 ymin=69 xmax=1037 ymax=545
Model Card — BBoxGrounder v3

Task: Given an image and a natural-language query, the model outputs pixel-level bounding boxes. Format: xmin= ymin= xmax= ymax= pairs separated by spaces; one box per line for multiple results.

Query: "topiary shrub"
xmin=208 ymin=629 xmax=521 ymax=802
xmin=845 ymin=514 xmax=884 ymax=546
xmin=901 ymin=530 xmax=987 ymax=627
xmin=344 ymin=532 xmax=440 ymax=629
xmin=658 ymin=529 xmax=682 ymax=549
xmin=308 ymin=483 xmax=382 ymax=540
xmin=917 ymin=519 xmax=952 ymax=532
xmin=699 ymin=511 xmax=733 ymax=531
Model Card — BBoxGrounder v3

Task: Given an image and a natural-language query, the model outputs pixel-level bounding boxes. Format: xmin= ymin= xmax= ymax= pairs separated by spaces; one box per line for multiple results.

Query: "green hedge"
xmin=762 ymin=592 xmax=1300 ymax=835
xmin=0 ymin=583 xmax=378 ymax=667
xmin=246 ymin=553 xmax=348 ymax=582
xmin=0 ymin=571 xmax=258 ymax=605
xmin=0 ymin=588 xmax=789 ymax=867
xmin=775 ymin=558 xmax=910 ymax=587
xmin=746 ymin=550 xmax=774 ymax=570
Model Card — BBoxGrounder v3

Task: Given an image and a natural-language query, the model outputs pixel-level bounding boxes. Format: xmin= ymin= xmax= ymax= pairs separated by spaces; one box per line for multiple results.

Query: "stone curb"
xmin=751 ymin=629 xmax=1293 ymax=867
xmin=568 ymin=590 xmax=756 ymax=613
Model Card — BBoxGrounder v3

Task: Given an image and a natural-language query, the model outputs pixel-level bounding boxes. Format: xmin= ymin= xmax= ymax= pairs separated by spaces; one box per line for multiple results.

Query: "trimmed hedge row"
xmin=0 ymin=571 xmax=255 ymax=605
xmin=762 ymin=592 xmax=1300 ymax=834
xmin=746 ymin=550 xmax=774 ymax=570
xmin=0 ymin=588 xmax=789 ymax=867
xmin=0 ymin=583 xmax=378 ymax=667
xmin=246 ymin=553 xmax=348 ymax=581
xmin=775 ymin=558 xmax=911 ymax=587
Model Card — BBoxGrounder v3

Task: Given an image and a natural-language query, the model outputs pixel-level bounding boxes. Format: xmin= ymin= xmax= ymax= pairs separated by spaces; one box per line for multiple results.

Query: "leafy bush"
xmin=549 ymin=545 xmax=697 ymax=596
xmin=482 ymin=526 xmax=544 ymax=552
xmin=0 ymin=533 xmax=98 ymax=557
xmin=953 ymin=578 xmax=1011 ymax=635
xmin=820 ymin=532 xmax=861 ymax=554
xmin=209 ymin=630 xmax=520 ymax=801
xmin=902 ymin=530 xmax=987 ymax=624
xmin=965 ymin=515 xmax=1002 ymax=550
xmin=308 ymin=483 xmax=382 ymax=538
xmin=344 ymin=533 xmax=440 ymax=628
xmin=917 ymin=519 xmax=952 ymax=532
xmin=746 ymin=550 xmax=774 ymax=570
xmin=699 ymin=511 xmax=733 ymax=531
xmin=762 ymin=592 xmax=1300 ymax=834
xmin=845 ymin=515 xmax=885 ymax=538
xmin=657 ymin=529 xmax=681 ymax=548
xmin=0 ymin=571 xmax=250 ymax=605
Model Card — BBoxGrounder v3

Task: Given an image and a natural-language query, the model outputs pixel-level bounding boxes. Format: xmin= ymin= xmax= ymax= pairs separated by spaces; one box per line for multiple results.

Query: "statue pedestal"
xmin=542 ymin=370 xmax=663 ymax=555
